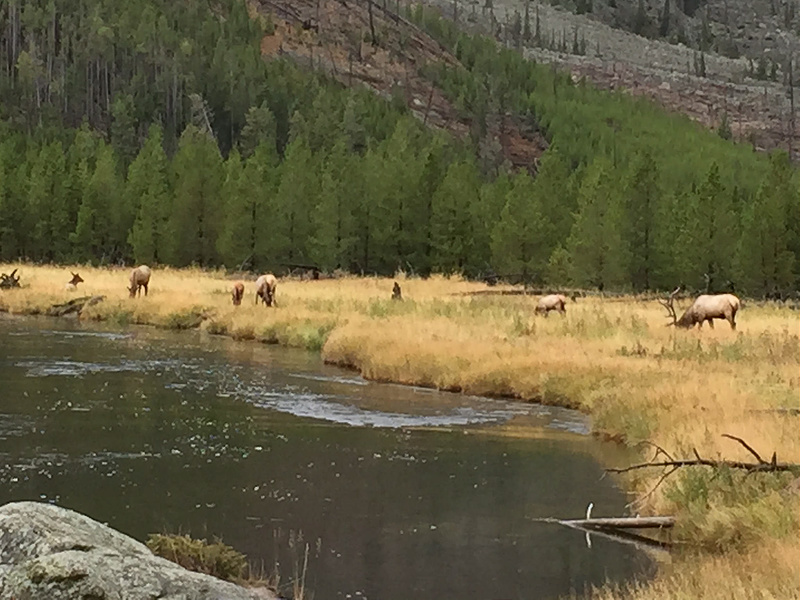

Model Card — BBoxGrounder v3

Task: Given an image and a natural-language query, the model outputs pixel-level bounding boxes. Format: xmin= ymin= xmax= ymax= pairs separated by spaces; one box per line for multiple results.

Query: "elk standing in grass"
xmin=255 ymin=274 xmax=278 ymax=307
xmin=65 ymin=272 xmax=84 ymax=291
xmin=535 ymin=294 xmax=567 ymax=316
xmin=128 ymin=265 xmax=151 ymax=298
xmin=231 ymin=282 xmax=245 ymax=306
xmin=660 ymin=286 xmax=740 ymax=330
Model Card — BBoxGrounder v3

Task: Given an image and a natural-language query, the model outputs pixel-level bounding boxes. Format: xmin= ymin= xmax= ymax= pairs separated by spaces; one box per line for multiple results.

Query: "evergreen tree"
xmin=271 ymin=133 xmax=319 ymax=265
xmin=567 ymin=158 xmax=631 ymax=289
xmin=110 ymin=93 xmax=139 ymax=173
xmin=675 ymin=162 xmax=738 ymax=290
xmin=736 ymin=152 xmax=797 ymax=295
xmin=490 ymin=171 xmax=550 ymax=282
xmin=308 ymin=139 xmax=360 ymax=271
xmin=430 ymin=159 xmax=480 ymax=273
xmin=128 ymin=125 xmax=171 ymax=265
xmin=71 ymin=142 xmax=120 ymax=263
xmin=624 ymin=151 xmax=662 ymax=291
xmin=165 ymin=125 xmax=224 ymax=267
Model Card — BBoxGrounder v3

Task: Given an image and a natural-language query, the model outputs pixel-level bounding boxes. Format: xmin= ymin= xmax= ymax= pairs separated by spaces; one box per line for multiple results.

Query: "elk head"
xmin=69 ymin=272 xmax=84 ymax=286
xmin=659 ymin=286 xmax=682 ymax=327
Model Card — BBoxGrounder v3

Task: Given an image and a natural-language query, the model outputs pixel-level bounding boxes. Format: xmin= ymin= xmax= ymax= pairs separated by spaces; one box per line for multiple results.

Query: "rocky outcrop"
xmin=0 ymin=501 xmax=277 ymax=600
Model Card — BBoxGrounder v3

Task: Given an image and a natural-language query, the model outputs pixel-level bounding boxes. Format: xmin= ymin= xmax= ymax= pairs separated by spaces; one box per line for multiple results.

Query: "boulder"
xmin=0 ymin=501 xmax=277 ymax=600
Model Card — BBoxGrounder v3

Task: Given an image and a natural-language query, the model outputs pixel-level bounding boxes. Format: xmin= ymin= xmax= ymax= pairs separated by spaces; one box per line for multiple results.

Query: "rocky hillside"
xmin=254 ymin=0 xmax=799 ymax=156
xmin=419 ymin=0 xmax=799 ymax=154
xmin=252 ymin=0 xmax=549 ymax=173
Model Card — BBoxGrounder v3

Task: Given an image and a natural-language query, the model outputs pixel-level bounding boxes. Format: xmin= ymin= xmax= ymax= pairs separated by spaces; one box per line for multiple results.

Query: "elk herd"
xmin=57 ymin=265 xmax=743 ymax=331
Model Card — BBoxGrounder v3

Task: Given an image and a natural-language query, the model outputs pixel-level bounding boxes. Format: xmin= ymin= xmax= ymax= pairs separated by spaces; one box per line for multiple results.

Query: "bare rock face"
xmin=0 ymin=501 xmax=277 ymax=600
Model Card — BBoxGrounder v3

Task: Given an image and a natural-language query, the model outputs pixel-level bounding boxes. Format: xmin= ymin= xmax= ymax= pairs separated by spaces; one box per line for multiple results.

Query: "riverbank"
xmin=1 ymin=263 xmax=798 ymax=598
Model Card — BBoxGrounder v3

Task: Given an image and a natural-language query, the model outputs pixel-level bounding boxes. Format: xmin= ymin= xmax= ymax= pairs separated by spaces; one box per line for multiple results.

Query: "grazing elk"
xmin=255 ymin=274 xmax=278 ymax=307
xmin=231 ymin=282 xmax=245 ymax=306
xmin=65 ymin=272 xmax=84 ymax=291
xmin=128 ymin=265 xmax=151 ymax=298
xmin=660 ymin=286 xmax=740 ymax=330
xmin=535 ymin=294 xmax=567 ymax=316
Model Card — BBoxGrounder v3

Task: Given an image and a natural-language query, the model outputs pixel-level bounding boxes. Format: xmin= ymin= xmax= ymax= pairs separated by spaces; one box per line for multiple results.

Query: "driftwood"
xmin=532 ymin=503 xmax=673 ymax=553
xmin=46 ymin=295 xmax=105 ymax=317
xmin=0 ymin=269 xmax=21 ymax=289
xmin=537 ymin=516 xmax=675 ymax=530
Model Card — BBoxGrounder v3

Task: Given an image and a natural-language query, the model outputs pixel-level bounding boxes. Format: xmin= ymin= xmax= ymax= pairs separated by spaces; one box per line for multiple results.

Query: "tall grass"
xmin=2 ymin=262 xmax=798 ymax=595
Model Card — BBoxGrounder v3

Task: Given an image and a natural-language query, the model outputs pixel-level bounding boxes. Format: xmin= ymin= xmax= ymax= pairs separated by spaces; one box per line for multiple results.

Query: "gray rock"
xmin=0 ymin=501 xmax=277 ymax=600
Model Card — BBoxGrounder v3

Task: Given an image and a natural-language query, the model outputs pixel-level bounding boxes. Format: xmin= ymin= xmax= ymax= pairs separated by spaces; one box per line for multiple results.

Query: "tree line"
xmin=0 ymin=0 xmax=798 ymax=297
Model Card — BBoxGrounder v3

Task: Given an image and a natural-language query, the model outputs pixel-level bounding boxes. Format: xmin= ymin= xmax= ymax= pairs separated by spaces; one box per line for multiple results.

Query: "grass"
xmin=2 ymin=262 xmax=798 ymax=598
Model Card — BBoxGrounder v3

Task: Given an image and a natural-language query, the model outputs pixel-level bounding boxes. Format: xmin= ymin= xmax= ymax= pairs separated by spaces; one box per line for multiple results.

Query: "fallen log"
xmin=46 ymin=295 xmax=105 ymax=317
xmin=537 ymin=516 xmax=675 ymax=530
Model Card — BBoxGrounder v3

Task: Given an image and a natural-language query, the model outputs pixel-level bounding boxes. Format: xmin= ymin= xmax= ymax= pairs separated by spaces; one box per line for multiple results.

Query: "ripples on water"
xmin=0 ymin=319 xmax=650 ymax=600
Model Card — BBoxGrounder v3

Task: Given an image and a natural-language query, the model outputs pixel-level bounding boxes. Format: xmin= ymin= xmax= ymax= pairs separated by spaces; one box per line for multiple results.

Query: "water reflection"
xmin=0 ymin=316 xmax=652 ymax=599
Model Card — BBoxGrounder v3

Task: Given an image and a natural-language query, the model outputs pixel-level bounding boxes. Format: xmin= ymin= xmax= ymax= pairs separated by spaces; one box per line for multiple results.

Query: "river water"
xmin=0 ymin=316 xmax=652 ymax=599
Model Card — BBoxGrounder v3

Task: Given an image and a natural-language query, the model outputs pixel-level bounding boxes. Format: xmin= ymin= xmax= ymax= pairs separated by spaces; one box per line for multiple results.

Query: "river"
xmin=0 ymin=315 xmax=653 ymax=599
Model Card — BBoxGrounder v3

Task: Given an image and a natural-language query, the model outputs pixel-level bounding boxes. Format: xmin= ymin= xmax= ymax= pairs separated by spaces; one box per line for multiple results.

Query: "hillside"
xmin=414 ymin=0 xmax=799 ymax=154
xmin=251 ymin=0 xmax=549 ymax=172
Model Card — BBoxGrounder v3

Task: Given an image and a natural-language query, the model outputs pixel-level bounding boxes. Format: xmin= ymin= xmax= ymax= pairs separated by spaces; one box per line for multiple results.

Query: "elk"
xmin=128 ymin=265 xmax=151 ymax=298
xmin=255 ymin=274 xmax=278 ymax=307
xmin=65 ymin=272 xmax=84 ymax=291
xmin=535 ymin=294 xmax=567 ymax=316
xmin=231 ymin=282 xmax=245 ymax=306
xmin=660 ymin=286 xmax=740 ymax=330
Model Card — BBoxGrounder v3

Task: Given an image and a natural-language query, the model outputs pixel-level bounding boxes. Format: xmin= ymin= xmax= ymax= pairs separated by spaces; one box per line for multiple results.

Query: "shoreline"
xmin=1 ymin=263 xmax=798 ymax=599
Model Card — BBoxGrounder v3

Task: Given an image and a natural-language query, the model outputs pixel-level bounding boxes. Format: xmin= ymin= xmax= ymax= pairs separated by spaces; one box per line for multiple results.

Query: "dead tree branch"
xmin=607 ymin=435 xmax=800 ymax=478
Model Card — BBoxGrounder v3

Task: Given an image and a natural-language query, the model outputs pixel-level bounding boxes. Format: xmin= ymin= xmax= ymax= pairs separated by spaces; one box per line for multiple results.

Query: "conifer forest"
xmin=1 ymin=0 xmax=799 ymax=297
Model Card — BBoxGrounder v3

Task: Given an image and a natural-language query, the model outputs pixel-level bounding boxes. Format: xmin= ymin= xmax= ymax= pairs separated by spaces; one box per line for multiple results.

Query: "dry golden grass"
xmin=2 ymin=262 xmax=799 ymax=596
xmin=589 ymin=537 xmax=800 ymax=600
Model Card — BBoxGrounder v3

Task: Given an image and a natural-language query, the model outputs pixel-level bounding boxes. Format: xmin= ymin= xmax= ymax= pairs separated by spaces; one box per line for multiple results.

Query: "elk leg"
xmin=143 ymin=283 xmax=148 ymax=296
xmin=707 ymin=318 xmax=714 ymax=329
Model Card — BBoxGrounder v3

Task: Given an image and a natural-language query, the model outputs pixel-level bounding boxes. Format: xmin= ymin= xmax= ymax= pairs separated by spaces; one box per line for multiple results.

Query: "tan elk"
xmin=65 ymin=272 xmax=84 ymax=291
xmin=535 ymin=294 xmax=567 ymax=316
xmin=255 ymin=274 xmax=278 ymax=307
xmin=660 ymin=286 xmax=740 ymax=330
xmin=231 ymin=282 xmax=245 ymax=306
xmin=128 ymin=265 xmax=152 ymax=298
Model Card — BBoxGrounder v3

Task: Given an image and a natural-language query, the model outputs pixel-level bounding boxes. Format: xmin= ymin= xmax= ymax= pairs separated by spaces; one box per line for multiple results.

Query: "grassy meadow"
xmin=1 ymin=262 xmax=798 ymax=598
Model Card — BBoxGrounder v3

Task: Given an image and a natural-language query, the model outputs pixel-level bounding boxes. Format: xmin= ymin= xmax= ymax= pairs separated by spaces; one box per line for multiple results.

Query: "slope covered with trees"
xmin=0 ymin=0 xmax=798 ymax=297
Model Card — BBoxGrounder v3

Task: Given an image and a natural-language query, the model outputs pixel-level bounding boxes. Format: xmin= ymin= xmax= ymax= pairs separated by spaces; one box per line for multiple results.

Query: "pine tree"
xmin=128 ymin=125 xmax=171 ymax=265
xmin=308 ymin=138 xmax=360 ymax=271
xmin=430 ymin=159 xmax=480 ymax=273
xmin=110 ymin=93 xmax=139 ymax=173
xmin=71 ymin=142 xmax=120 ymax=263
xmin=625 ymin=151 xmax=662 ymax=291
xmin=490 ymin=171 xmax=550 ymax=282
xmin=567 ymin=157 xmax=631 ymax=289
xmin=240 ymin=102 xmax=277 ymax=159
xmin=271 ymin=134 xmax=319 ymax=265
xmin=164 ymin=125 xmax=224 ymax=267
xmin=736 ymin=152 xmax=797 ymax=295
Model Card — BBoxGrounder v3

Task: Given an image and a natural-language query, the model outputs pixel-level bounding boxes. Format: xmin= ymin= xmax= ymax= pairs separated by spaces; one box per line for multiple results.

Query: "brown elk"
xmin=65 ymin=272 xmax=84 ymax=291
xmin=231 ymin=282 xmax=245 ymax=306
xmin=535 ymin=294 xmax=567 ymax=316
xmin=660 ymin=286 xmax=740 ymax=330
xmin=255 ymin=274 xmax=278 ymax=307
xmin=128 ymin=265 xmax=151 ymax=298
